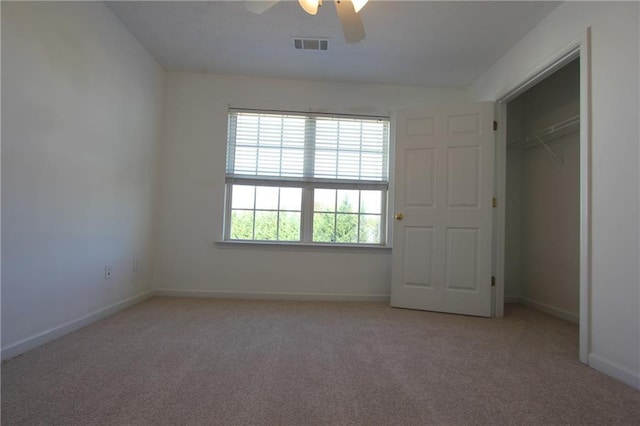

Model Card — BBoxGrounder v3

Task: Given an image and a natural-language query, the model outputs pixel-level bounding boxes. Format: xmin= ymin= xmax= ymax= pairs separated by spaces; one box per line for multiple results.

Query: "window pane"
xmin=254 ymin=211 xmax=278 ymax=240
xmin=278 ymin=212 xmax=301 ymax=241
xmin=233 ymin=147 xmax=257 ymax=175
xmin=360 ymin=190 xmax=382 ymax=214
xmin=280 ymin=187 xmax=302 ymax=211
xmin=230 ymin=210 xmax=254 ymax=240
xmin=255 ymin=186 xmax=279 ymax=210
xmin=337 ymin=190 xmax=359 ymax=213
xmin=362 ymin=121 xmax=384 ymax=137
xmin=313 ymin=213 xmax=335 ymax=242
xmin=281 ymin=148 xmax=304 ymax=177
xmin=281 ymin=117 xmax=306 ymax=147
xmin=338 ymin=121 xmax=362 ymax=149
xmin=258 ymin=115 xmax=284 ymax=147
xmin=337 ymin=151 xmax=361 ymax=180
xmin=359 ymin=215 xmax=381 ymax=244
xmin=360 ymin=152 xmax=385 ymax=180
xmin=229 ymin=112 xmax=306 ymax=179
xmin=256 ymin=148 xmax=281 ymax=176
xmin=314 ymin=189 xmax=336 ymax=212
xmin=314 ymin=150 xmax=337 ymax=179
xmin=335 ymin=214 xmax=358 ymax=243
xmin=315 ymin=120 xmax=338 ymax=149
xmin=311 ymin=117 xmax=388 ymax=181
xmin=231 ymin=185 xmax=255 ymax=209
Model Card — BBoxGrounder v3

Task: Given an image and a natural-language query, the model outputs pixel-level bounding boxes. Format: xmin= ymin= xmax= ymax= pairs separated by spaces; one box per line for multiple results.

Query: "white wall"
xmin=1 ymin=2 xmax=165 ymax=355
xmin=504 ymin=96 xmax=525 ymax=301
xmin=504 ymin=148 xmax=522 ymax=301
xmin=468 ymin=2 xmax=640 ymax=388
xmin=520 ymin=135 xmax=579 ymax=318
xmin=155 ymin=72 xmax=464 ymax=299
xmin=506 ymin=60 xmax=580 ymax=321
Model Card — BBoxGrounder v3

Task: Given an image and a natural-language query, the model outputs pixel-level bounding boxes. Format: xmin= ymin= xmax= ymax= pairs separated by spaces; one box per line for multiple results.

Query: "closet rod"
xmin=537 ymin=114 xmax=580 ymax=137
xmin=507 ymin=114 xmax=580 ymax=163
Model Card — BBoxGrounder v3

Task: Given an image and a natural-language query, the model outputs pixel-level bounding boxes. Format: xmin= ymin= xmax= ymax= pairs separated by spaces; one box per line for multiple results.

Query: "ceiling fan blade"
xmin=334 ymin=0 xmax=365 ymax=43
xmin=245 ymin=0 xmax=280 ymax=14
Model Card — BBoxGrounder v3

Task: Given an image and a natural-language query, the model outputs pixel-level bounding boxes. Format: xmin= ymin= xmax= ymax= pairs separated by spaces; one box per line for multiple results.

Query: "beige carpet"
xmin=2 ymin=297 xmax=639 ymax=425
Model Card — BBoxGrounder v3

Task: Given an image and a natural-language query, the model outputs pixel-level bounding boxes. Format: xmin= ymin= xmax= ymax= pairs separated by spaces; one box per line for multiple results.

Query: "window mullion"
xmin=380 ymin=190 xmax=388 ymax=246
xmin=224 ymin=184 xmax=233 ymax=239
xmin=358 ymin=121 xmax=363 ymax=181
xmin=357 ymin=190 xmax=362 ymax=243
xmin=302 ymin=117 xmax=316 ymax=242
xmin=252 ymin=187 xmax=257 ymax=239
xmin=279 ymin=117 xmax=284 ymax=177
xmin=301 ymin=187 xmax=313 ymax=243
xmin=276 ymin=188 xmax=281 ymax=240
xmin=333 ymin=190 xmax=338 ymax=243
xmin=255 ymin=115 xmax=261 ymax=178
xmin=303 ymin=117 xmax=315 ymax=179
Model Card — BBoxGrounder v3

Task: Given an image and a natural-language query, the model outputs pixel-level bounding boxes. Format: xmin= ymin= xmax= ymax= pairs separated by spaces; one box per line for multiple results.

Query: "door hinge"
xmin=491 ymin=276 xmax=496 ymax=287
xmin=493 ymin=120 xmax=498 ymax=131
xmin=492 ymin=197 xmax=497 ymax=208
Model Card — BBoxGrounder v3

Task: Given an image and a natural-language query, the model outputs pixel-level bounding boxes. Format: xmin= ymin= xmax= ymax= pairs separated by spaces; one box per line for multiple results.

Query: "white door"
xmin=391 ymin=102 xmax=494 ymax=317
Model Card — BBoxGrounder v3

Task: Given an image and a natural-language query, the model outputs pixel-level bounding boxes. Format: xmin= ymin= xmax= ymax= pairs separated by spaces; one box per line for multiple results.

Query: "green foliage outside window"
xmin=231 ymin=210 xmax=300 ymax=241
xmin=231 ymin=192 xmax=381 ymax=244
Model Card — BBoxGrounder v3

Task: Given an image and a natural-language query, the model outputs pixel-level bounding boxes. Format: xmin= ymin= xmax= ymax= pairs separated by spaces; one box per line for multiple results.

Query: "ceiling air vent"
xmin=293 ymin=38 xmax=329 ymax=51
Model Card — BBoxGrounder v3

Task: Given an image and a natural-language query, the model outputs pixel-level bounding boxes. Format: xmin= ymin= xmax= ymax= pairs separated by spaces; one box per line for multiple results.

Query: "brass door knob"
xmin=394 ymin=213 xmax=404 ymax=220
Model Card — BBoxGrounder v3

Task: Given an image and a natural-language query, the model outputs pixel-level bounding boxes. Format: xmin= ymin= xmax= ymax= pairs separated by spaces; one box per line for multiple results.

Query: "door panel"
xmin=445 ymin=228 xmax=479 ymax=291
xmin=391 ymin=102 xmax=494 ymax=317
xmin=403 ymin=227 xmax=434 ymax=287
xmin=405 ymin=149 xmax=435 ymax=207
xmin=447 ymin=146 xmax=480 ymax=207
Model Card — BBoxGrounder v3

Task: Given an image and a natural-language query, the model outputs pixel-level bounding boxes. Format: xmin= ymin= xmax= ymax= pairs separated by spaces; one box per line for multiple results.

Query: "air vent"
xmin=293 ymin=38 xmax=329 ymax=51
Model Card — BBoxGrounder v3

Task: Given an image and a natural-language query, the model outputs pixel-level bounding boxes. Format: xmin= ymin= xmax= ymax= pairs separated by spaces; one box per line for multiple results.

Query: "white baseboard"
xmin=1 ymin=291 xmax=153 ymax=361
xmin=588 ymin=353 xmax=640 ymax=390
xmin=153 ymin=288 xmax=390 ymax=303
xmin=518 ymin=296 xmax=579 ymax=324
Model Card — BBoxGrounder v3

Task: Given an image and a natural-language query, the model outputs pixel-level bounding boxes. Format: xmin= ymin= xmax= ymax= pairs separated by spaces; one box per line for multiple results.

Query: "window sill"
xmin=214 ymin=240 xmax=392 ymax=253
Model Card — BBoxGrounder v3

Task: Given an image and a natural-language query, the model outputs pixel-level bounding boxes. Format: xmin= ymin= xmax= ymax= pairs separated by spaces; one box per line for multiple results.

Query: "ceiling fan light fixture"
xmin=299 ymin=0 xmax=321 ymax=15
xmin=352 ymin=0 xmax=368 ymax=13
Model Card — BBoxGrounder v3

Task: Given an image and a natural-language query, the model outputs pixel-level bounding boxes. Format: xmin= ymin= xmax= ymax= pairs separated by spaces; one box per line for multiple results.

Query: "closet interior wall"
xmin=505 ymin=59 xmax=580 ymax=323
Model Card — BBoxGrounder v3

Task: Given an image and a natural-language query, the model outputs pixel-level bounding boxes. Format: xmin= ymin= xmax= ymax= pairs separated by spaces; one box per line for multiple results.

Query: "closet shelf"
xmin=506 ymin=114 xmax=580 ymax=164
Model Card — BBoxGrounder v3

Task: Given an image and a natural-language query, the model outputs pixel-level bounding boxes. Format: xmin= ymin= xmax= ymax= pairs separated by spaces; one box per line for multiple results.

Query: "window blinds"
xmin=226 ymin=110 xmax=389 ymax=185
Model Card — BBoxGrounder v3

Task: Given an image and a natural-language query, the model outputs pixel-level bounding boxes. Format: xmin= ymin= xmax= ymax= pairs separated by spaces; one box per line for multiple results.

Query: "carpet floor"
xmin=2 ymin=297 xmax=639 ymax=425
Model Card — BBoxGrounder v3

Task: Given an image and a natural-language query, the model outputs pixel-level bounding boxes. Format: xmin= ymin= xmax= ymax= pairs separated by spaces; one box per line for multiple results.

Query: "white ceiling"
xmin=107 ymin=1 xmax=560 ymax=88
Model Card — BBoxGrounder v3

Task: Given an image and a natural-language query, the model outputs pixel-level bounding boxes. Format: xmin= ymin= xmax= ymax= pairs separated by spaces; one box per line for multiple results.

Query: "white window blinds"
xmin=226 ymin=110 xmax=389 ymax=185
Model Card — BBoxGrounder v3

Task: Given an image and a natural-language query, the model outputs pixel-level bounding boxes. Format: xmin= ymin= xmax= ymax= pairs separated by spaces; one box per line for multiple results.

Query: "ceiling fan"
xmin=245 ymin=0 xmax=369 ymax=43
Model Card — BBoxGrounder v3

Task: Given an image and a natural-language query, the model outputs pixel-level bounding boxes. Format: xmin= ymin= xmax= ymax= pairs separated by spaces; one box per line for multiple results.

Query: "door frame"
xmin=493 ymin=28 xmax=592 ymax=364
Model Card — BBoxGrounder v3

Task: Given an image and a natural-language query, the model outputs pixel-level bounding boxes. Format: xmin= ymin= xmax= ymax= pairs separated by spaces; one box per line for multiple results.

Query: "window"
xmin=224 ymin=109 xmax=389 ymax=245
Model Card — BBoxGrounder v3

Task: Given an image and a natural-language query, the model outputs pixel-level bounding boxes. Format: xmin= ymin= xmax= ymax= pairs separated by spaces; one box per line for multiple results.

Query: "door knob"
xmin=394 ymin=213 xmax=404 ymax=220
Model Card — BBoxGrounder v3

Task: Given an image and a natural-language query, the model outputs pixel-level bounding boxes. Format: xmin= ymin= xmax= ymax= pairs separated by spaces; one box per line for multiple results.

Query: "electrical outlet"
xmin=104 ymin=266 xmax=112 ymax=280
xmin=133 ymin=259 xmax=138 ymax=273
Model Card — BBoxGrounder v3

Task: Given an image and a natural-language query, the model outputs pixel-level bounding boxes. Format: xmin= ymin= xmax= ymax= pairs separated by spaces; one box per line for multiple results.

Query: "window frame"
xmin=223 ymin=109 xmax=390 ymax=247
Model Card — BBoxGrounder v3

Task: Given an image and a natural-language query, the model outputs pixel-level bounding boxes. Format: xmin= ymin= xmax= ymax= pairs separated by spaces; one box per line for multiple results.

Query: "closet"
xmin=504 ymin=58 xmax=580 ymax=324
